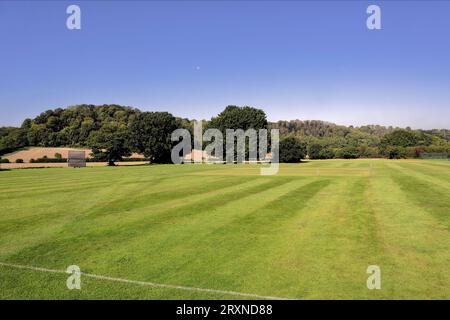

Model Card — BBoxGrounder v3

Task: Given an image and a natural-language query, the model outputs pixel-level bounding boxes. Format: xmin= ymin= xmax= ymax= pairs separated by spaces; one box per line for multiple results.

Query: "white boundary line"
xmin=0 ymin=262 xmax=292 ymax=300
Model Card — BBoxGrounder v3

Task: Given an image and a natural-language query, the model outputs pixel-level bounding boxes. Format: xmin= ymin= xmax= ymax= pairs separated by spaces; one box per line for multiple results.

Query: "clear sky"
xmin=0 ymin=1 xmax=449 ymax=129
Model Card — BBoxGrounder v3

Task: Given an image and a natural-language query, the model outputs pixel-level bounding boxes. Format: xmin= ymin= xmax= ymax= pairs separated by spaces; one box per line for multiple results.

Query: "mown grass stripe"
xmin=0 ymin=262 xmax=291 ymax=300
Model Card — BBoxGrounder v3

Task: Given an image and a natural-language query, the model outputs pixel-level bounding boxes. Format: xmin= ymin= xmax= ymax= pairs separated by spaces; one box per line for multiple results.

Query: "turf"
xmin=0 ymin=159 xmax=449 ymax=299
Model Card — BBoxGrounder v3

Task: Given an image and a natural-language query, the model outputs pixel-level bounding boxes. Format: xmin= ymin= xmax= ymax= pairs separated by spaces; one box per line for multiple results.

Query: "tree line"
xmin=0 ymin=104 xmax=449 ymax=164
xmin=271 ymin=119 xmax=450 ymax=160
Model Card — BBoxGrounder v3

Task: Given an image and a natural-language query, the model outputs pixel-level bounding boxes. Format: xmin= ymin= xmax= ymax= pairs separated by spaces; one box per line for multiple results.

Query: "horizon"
xmin=3 ymin=103 xmax=449 ymax=131
xmin=1 ymin=1 xmax=450 ymax=129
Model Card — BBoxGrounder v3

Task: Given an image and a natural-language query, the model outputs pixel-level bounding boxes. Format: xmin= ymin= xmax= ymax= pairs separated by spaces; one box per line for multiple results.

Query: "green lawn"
xmin=0 ymin=159 xmax=449 ymax=299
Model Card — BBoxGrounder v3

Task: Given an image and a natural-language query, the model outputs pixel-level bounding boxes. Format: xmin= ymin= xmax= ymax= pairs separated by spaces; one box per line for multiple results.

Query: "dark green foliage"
xmin=279 ymin=137 xmax=307 ymax=163
xmin=272 ymin=120 xmax=353 ymax=138
xmin=32 ymin=157 xmax=67 ymax=163
xmin=128 ymin=112 xmax=179 ymax=163
xmin=381 ymin=129 xmax=432 ymax=148
xmin=379 ymin=129 xmax=438 ymax=158
xmin=15 ymin=159 xmax=24 ymax=163
xmin=318 ymin=148 xmax=335 ymax=159
xmin=308 ymin=144 xmax=323 ymax=159
xmin=89 ymin=125 xmax=132 ymax=166
xmin=274 ymin=120 xmax=448 ymax=159
xmin=0 ymin=127 xmax=28 ymax=155
xmin=0 ymin=104 xmax=141 ymax=163
xmin=209 ymin=105 xmax=268 ymax=132
xmin=335 ymin=147 xmax=359 ymax=159
xmin=0 ymin=104 xmax=449 ymax=160
xmin=384 ymin=146 xmax=407 ymax=159
xmin=208 ymin=105 xmax=269 ymax=161
xmin=357 ymin=146 xmax=380 ymax=158
xmin=9 ymin=104 xmax=139 ymax=149
xmin=0 ymin=158 xmax=10 ymax=163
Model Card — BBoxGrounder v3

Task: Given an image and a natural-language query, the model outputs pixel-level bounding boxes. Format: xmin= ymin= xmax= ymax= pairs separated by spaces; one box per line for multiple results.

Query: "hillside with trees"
xmin=270 ymin=120 xmax=450 ymax=159
xmin=1 ymin=104 xmax=449 ymax=163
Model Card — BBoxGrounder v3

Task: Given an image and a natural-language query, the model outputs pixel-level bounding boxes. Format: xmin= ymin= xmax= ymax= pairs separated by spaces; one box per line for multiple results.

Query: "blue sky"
xmin=0 ymin=1 xmax=449 ymax=129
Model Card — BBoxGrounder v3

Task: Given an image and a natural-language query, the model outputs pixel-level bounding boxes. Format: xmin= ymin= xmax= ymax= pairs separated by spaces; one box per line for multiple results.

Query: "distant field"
xmin=2 ymin=147 xmax=144 ymax=163
xmin=0 ymin=159 xmax=449 ymax=299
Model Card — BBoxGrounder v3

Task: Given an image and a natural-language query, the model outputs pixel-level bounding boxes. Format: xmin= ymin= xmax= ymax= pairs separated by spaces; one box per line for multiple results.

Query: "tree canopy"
xmin=88 ymin=124 xmax=132 ymax=166
xmin=279 ymin=137 xmax=307 ymax=163
xmin=208 ymin=105 xmax=268 ymax=131
xmin=128 ymin=112 xmax=179 ymax=163
xmin=1 ymin=104 xmax=449 ymax=161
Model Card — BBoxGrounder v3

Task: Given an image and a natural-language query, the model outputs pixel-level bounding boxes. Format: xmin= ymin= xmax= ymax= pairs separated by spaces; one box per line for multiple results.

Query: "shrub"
xmin=341 ymin=147 xmax=359 ymax=159
xmin=54 ymin=153 xmax=62 ymax=159
xmin=15 ymin=158 xmax=24 ymax=163
xmin=386 ymin=146 xmax=407 ymax=159
xmin=318 ymin=148 xmax=335 ymax=159
xmin=33 ymin=157 xmax=67 ymax=163
xmin=279 ymin=137 xmax=307 ymax=163
xmin=364 ymin=146 xmax=382 ymax=158
xmin=308 ymin=144 xmax=323 ymax=159
xmin=357 ymin=145 xmax=381 ymax=158
xmin=0 ymin=158 xmax=10 ymax=163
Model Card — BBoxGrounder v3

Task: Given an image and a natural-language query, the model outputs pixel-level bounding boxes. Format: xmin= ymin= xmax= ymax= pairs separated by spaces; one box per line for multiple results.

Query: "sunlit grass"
xmin=0 ymin=159 xmax=449 ymax=299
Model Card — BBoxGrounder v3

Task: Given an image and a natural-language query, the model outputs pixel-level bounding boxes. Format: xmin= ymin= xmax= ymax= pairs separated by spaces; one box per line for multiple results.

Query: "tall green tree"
xmin=208 ymin=106 xmax=268 ymax=161
xmin=88 ymin=125 xmax=132 ymax=166
xmin=209 ymin=105 xmax=267 ymax=131
xmin=128 ymin=112 xmax=178 ymax=163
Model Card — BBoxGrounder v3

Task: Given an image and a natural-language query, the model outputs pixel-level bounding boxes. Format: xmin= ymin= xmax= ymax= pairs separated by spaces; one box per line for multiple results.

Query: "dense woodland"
xmin=1 ymin=104 xmax=449 ymax=163
xmin=271 ymin=120 xmax=450 ymax=160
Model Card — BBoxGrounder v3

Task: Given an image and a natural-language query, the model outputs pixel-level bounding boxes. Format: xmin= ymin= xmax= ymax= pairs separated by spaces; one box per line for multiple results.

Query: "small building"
xmin=183 ymin=150 xmax=272 ymax=164
xmin=183 ymin=149 xmax=222 ymax=163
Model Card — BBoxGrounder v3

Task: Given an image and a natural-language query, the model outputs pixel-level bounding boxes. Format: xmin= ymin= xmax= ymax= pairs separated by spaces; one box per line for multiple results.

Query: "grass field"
xmin=0 ymin=159 xmax=449 ymax=299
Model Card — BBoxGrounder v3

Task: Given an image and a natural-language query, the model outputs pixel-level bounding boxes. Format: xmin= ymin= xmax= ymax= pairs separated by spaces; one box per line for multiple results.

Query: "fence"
xmin=419 ymin=152 xmax=449 ymax=160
